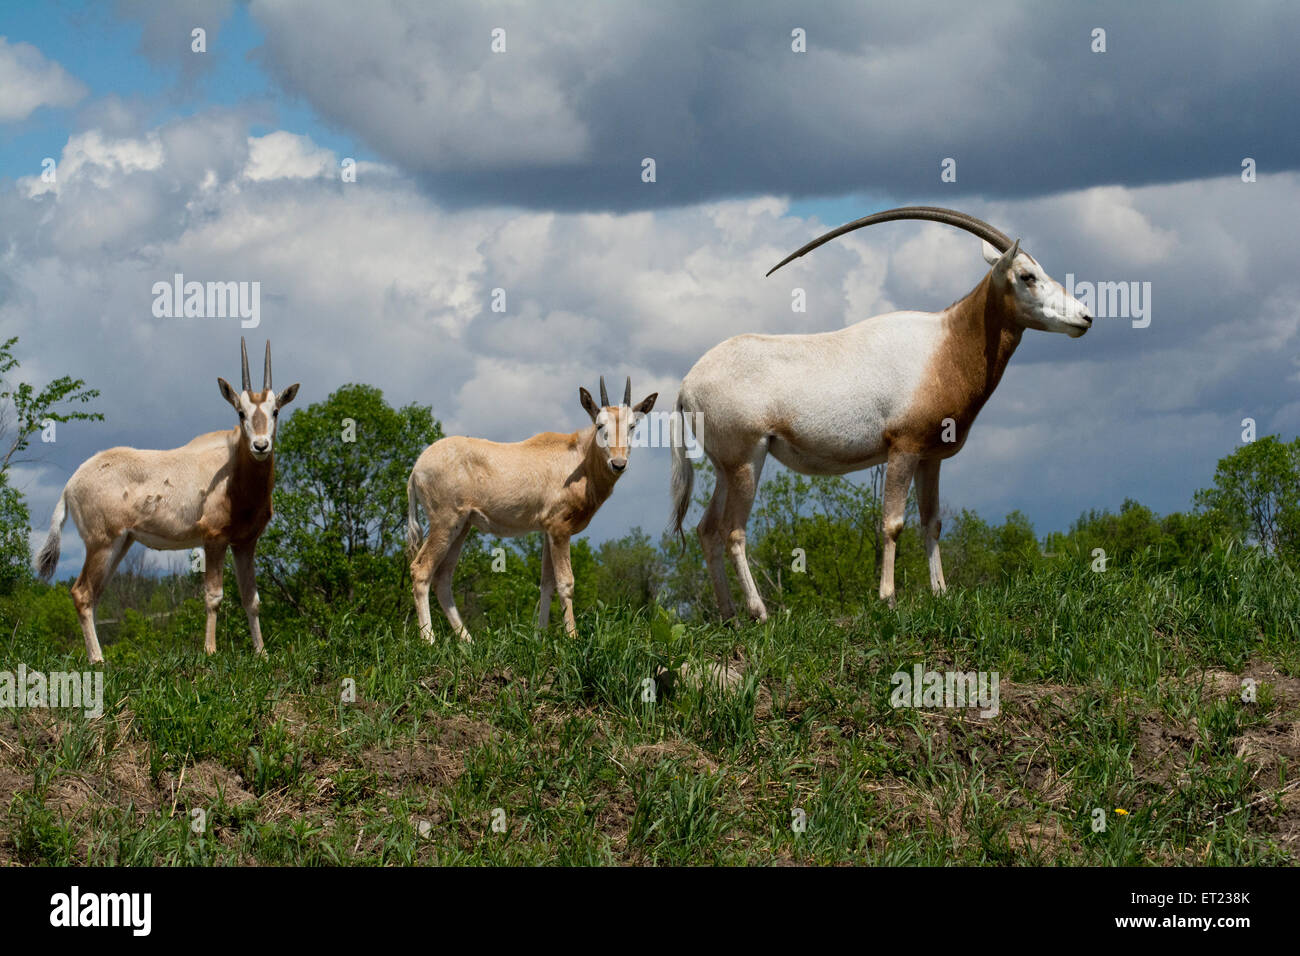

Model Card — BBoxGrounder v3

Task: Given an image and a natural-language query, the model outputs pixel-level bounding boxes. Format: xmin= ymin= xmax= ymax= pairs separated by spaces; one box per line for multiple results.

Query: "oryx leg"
xmin=70 ymin=532 xmax=130 ymax=664
xmin=547 ymin=533 xmax=578 ymax=637
xmin=721 ymin=446 xmax=768 ymax=622
xmin=106 ymin=534 xmax=134 ymax=580
xmin=879 ymin=451 xmax=920 ymax=607
xmin=696 ymin=463 xmax=736 ymax=620
xmin=232 ymin=543 xmax=266 ymax=656
xmin=915 ymin=458 xmax=947 ymax=595
xmin=433 ymin=521 xmax=472 ymax=642
xmin=537 ymin=540 xmax=555 ymax=629
xmin=411 ymin=512 xmax=468 ymax=642
xmin=202 ymin=541 xmax=228 ymax=654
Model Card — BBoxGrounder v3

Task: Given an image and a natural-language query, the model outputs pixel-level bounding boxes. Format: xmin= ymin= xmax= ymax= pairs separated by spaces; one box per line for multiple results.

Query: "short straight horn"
xmin=263 ymin=341 xmax=272 ymax=391
xmin=599 ymin=376 xmax=610 ymax=407
xmin=623 ymin=376 xmax=631 ymax=407
xmin=240 ymin=337 xmax=252 ymax=393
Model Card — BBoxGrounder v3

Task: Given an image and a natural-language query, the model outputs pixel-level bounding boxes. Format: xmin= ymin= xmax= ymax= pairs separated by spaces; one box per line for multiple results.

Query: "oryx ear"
xmin=981 ymin=240 xmax=1003 ymax=266
xmin=633 ymin=393 xmax=658 ymax=418
xmin=217 ymin=377 xmax=241 ymax=410
xmin=275 ymin=383 xmax=300 ymax=409
xmin=992 ymin=239 xmax=1021 ymax=273
xmin=579 ymin=387 xmax=600 ymax=423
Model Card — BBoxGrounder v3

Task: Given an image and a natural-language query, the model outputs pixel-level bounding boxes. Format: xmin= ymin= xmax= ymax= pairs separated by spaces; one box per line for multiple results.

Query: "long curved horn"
xmin=240 ymin=337 xmax=251 ymax=393
xmin=599 ymin=376 xmax=609 ymax=407
xmin=264 ymin=341 xmax=272 ymax=391
xmin=766 ymin=206 xmax=1014 ymax=277
xmin=623 ymin=376 xmax=631 ymax=407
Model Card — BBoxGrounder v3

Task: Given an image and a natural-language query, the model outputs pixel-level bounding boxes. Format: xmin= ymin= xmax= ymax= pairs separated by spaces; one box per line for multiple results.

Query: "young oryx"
xmin=671 ymin=206 xmax=1092 ymax=621
xmin=36 ymin=338 xmax=300 ymax=663
xmin=407 ymin=376 xmax=657 ymax=642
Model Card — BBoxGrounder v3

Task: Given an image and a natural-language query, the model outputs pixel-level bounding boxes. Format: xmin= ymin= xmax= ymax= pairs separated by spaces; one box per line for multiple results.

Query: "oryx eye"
xmin=1019 ymin=273 xmax=1035 ymax=284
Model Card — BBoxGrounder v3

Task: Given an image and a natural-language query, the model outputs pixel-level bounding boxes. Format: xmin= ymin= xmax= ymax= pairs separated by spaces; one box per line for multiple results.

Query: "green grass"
xmin=1 ymin=547 xmax=1297 ymax=865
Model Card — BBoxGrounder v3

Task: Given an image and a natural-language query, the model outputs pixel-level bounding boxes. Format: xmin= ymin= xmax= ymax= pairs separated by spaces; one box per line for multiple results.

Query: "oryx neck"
xmin=948 ymin=275 xmax=1024 ymax=398
xmin=579 ymin=424 xmax=618 ymax=502
xmin=231 ymin=432 xmax=275 ymax=493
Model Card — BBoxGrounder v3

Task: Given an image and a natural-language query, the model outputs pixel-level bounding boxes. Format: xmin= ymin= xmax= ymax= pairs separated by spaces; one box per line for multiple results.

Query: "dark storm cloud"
xmin=240 ymin=0 xmax=1300 ymax=210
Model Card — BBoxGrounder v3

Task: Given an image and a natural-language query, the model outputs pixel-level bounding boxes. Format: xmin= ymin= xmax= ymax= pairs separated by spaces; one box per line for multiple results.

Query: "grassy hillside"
xmin=1 ymin=546 xmax=1297 ymax=865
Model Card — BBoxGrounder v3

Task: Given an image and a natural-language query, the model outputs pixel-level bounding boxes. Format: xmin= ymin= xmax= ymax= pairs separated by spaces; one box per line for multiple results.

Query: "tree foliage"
xmin=0 ymin=474 xmax=32 ymax=595
xmin=591 ymin=528 xmax=664 ymax=609
xmin=0 ymin=336 xmax=103 ymax=473
xmin=1194 ymin=435 xmax=1300 ymax=555
xmin=258 ymin=383 xmax=442 ymax=624
xmin=0 ymin=337 xmax=102 ymax=592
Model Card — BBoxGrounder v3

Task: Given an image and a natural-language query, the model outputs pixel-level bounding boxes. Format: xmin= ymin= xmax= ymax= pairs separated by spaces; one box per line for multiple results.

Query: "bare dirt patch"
xmin=1007 ymin=820 xmax=1069 ymax=856
xmin=1271 ymin=787 xmax=1300 ymax=857
xmin=0 ymin=766 xmax=27 ymax=809
xmin=1235 ymin=721 xmax=1300 ymax=778
xmin=1243 ymin=664 xmax=1300 ymax=709
xmin=164 ymin=759 xmax=256 ymax=810
xmin=1135 ymin=717 xmax=1197 ymax=786
xmin=624 ymin=738 xmax=719 ymax=774
xmin=1190 ymin=663 xmax=1300 ymax=711
xmin=359 ymin=716 xmax=493 ymax=796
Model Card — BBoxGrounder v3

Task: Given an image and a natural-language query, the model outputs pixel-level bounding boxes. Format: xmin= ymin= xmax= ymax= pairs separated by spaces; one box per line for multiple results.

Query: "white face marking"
xmin=593 ymin=406 xmax=635 ymax=473
xmin=1006 ymin=252 xmax=1093 ymax=338
xmin=238 ymin=390 xmax=279 ymax=460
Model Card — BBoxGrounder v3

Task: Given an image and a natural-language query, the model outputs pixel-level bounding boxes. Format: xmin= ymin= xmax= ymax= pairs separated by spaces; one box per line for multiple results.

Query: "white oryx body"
xmin=671 ymin=207 xmax=1092 ymax=621
xmin=35 ymin=339 xmax=299 ymax=663
xmin=408 ymin=376 xmax=656 ymax=642
xmin=683 ymin=313 xmax=949 ymax=477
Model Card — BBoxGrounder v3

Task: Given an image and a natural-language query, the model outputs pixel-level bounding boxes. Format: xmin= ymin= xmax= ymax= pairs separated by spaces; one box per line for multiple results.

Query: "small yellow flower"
xmin=1114 ymin=808 xmax=1128 ymax=815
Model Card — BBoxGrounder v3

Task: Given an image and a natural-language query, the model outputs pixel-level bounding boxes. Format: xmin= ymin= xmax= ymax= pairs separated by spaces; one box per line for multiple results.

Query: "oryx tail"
xmin=406 ymin=474 xmax=424 ymax=560
xmin=36 ymin=485 xmax=68 ymax=582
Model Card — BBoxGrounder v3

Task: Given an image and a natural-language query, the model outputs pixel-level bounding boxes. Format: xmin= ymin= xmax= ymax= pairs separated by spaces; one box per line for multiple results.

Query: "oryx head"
xmin=767 ymin=205 xmax=1092 ymax=338
xmin=980 ymin=239 xmax=1092 ymax=337
xmin=217 ymin=338 xmax=301 ymax=462
xmin=578 ymin=375 xmax=658 ymax=475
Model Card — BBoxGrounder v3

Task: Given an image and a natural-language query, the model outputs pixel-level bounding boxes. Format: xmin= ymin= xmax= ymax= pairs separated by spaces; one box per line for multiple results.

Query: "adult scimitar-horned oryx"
xmin=36 ymin=338 xmax=299 ymax=663
xmin=670 ymin=206 xmax=1092 ymax=621
xmin=408 ymin=376 xmax=657 ymax=642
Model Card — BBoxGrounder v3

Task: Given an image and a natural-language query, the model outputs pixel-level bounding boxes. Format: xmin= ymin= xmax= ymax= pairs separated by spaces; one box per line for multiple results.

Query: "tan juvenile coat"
xmin=407 ymin=385 xmax=656 ymax=642
xmin=36 ymin=341 xmax=299 ymax=663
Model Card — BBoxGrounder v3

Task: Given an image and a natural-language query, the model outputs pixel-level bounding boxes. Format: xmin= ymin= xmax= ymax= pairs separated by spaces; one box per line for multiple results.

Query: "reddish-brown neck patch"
xmin=548 ymin=426 xmax=620 ymax=534
xmin=956 ymin=274 xmax=1024 ymax=400
xmin=580 ymin=425 xmax=619 ymax=503
xmin=890 ymin=274 xmax=1024 ymax=455
xmin=225 ymin=433 xmax=276 ymax=543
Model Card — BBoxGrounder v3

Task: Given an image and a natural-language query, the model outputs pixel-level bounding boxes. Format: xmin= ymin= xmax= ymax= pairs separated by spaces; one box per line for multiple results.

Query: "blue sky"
xmin=1 ymin=1 xmax=1297 ymax=579
xmin=0 ymin=2 xmax=371 ymax=180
